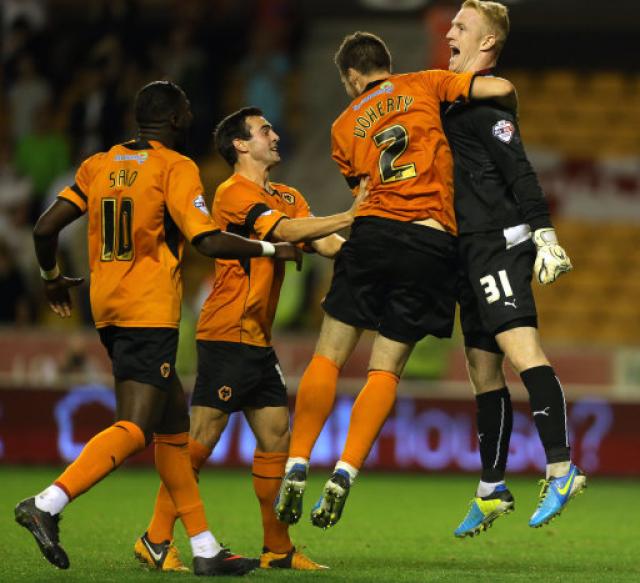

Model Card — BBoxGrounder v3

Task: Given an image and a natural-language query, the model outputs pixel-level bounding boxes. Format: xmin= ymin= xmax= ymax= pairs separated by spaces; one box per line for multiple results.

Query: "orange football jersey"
xmin=58 ymin=139 xmax=219 ymax=328
xmin=331 ymin=70 xmax=474 ymax=234
xmin=196 ymin=173 xmax=311 ymax=347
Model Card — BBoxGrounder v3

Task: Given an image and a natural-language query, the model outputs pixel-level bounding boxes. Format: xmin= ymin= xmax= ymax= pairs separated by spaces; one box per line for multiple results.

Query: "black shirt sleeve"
xmin=471 ymin=106 xmax=552 ymax=230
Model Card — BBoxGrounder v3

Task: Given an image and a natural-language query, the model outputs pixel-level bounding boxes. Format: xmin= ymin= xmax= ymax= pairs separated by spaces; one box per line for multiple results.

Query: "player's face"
xmin=446 ymin=8 xmax=488 ymax=73
xmin=245 ymin=116 xmax=281 ymax=167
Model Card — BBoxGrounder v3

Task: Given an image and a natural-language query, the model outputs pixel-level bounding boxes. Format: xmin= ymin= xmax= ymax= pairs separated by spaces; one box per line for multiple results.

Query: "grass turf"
xmin=1 ymin=466 xmax=639 ymax=582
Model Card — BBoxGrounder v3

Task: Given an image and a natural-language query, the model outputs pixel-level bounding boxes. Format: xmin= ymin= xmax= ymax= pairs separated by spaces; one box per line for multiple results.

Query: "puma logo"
xmin=504 ymin=299 xmax=517 ymax=309
xmin=533 ymin=407 xmax=551 ymax=417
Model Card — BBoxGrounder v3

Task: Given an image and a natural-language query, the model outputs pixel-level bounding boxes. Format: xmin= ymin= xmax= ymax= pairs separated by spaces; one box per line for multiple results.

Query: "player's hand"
xmin=533 ymin=228 xmax=573 ymax=285
xmin=43 ymin=276 xmax=84 ymax=318
xmin=349 ymin=175 xmax=371 ymax=216
xmin=274 ymin=243 xmax=303 ymax=271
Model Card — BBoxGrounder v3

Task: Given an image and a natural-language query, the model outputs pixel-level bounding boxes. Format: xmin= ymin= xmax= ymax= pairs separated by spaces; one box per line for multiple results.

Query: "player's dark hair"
xmin=214 ymin=106 xmax=264 ymax=167
xmin=134 ymin=81 xmax=186 ymax=125
xmin=334 ymin=31 xmax=392 ymax=76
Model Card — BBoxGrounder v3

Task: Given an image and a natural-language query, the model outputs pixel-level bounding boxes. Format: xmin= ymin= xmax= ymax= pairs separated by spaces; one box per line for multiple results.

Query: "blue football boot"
xmin=529 ymin=463 xmax=586 ymax=528
xmin=454 ymin=484 xmax=515 ymax=538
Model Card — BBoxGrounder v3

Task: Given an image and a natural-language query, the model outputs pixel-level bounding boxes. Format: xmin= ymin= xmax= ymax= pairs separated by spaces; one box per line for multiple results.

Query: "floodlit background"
xmin=1 ymin=0 xmax=639 ymax=476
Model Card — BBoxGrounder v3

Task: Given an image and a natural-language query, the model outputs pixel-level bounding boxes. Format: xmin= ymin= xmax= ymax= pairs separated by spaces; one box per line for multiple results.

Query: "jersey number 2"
xmin=373 ymin=125 xmax=417 ymax=183
xmin=101 ymin=198 xmax=134 ymax=261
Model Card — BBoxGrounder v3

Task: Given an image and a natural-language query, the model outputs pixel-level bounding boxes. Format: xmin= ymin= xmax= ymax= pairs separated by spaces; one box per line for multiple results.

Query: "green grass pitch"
xmin=2 ymin=466 xmax=639 ymax=582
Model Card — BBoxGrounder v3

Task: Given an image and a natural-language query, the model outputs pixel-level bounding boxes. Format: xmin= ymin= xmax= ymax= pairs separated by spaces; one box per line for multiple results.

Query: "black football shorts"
xmin=457 ymin=224 xmax=538 ymax=353
xmin=191 ymin=341 xmax=288 ymax=413
xmin=98 ymin=326 xmax=178 ymax=390
xmin=323 ymin=216 xmax=457 ymax=343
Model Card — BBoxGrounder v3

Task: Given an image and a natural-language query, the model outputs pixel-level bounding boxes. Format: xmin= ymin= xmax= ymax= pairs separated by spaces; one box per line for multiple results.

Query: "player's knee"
xmin=255 ymin=425 xmax=290 ymax=453
xmin=466 ymin=359 xmax=505 ymax=395
xmin=503 ymin=344 xmax=549 ymax=374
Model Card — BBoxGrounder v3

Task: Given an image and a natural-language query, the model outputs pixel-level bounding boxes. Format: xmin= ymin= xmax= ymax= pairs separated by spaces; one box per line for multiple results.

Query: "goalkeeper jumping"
xmin=442 ymin=0 xmax=585 ymax=538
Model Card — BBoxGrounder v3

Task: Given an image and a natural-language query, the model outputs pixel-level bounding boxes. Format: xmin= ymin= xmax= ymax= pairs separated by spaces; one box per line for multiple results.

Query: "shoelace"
xmin=535 ymin=479 xmax=550 ymax=508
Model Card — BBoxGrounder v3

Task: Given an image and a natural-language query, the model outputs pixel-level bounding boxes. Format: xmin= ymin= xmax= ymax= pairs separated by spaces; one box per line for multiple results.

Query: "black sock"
xmin=521 ymin=365 xmax=570 ymax=464
xmin=476 ymin=387 xmax=512 ymax=483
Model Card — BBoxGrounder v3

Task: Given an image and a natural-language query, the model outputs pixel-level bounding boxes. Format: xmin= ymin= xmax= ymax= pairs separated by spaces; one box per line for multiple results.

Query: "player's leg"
xmin=280 ymin=219 xmax=391 ymax=525
xmin=245 ymin=405 xmax=326 ymax=570
xmin=151 ymin=378 xmax=257 ymax=576
xmin=138 ymin=339 xmax=259 ymax=574
xmin=15 ymin=327 xmax=169 ymax=569
xmin=311 ymin=220 xmax=458 ymax=529
xmin=276 ymin=314 xmax=361 ymax=524
xmin=497 ymin=326 xmax=586 ymax=527
xmin=310 ymin=334 xmax=409 ymax=529
xmin=135 ymin=401 xmax=228 ymax=572
xmin=454 ymin=343 xmax=515 ymax=537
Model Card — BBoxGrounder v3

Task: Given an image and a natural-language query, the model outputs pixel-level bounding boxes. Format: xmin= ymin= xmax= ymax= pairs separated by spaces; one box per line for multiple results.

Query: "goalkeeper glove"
xmin=533 ymin=228 xmax=573 ymax=285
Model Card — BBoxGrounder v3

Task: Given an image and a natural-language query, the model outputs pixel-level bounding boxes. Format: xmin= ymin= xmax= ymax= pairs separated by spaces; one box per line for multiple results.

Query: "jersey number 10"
xmin=373 ymin=125 xmax=417 ymax=183
xmin=101 ymin=198 xmax=134 ymax=261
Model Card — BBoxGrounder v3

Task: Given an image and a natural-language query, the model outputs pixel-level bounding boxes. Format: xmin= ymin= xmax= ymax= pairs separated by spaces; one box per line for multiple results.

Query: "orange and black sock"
xmin=147 ymin=438 xmax=212 ymax=543
xmin=289 ymin=355 xmax=340 ymax=461
xmin=55 ymin=420 xmax=145 ymax=499
xmin=340 ymin=370 xmax=399 ymax=470
xmin=253 ymin=450 xmax=292 ymax=553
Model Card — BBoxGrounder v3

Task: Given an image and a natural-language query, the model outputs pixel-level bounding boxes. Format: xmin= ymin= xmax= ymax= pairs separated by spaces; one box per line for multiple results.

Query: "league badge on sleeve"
xmin=492 ymin=120 xmax=515 ymax=144
xmin=193 ymin=194 xmax=210 ymax=216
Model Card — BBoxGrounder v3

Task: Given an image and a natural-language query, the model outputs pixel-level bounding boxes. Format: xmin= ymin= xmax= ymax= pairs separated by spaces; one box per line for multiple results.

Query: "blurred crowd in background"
xmin=0 ymin=0 xmax=306 ymax=328
xmin=2 ymin=0 xmax=640 ymax=357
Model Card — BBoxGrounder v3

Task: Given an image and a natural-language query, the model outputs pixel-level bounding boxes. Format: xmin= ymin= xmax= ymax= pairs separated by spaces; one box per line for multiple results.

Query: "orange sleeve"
xmin=165 ymin=159 xmax=220 ymax=243
xmin=57 ymin=156 xmax=94 ymax=213
xmin=291 ymin=188 xmax=313 ymax=219
xmin=421 ymin=69 xmax=474 ymax=103
xmin=292 ymin=189 xmax=315 ymax=253
xmin=331 ymin=122 xmax=358 ymax=186
xmin=216 ymin=182 xmax=288 ymax=241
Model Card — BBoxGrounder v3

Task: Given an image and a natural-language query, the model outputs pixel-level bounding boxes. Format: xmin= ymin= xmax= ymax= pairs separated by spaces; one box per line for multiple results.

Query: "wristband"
xmin=259 ymin=241 xmax=276 ymax=257
xmin=40 ymin=264 xmax=61 ymax=281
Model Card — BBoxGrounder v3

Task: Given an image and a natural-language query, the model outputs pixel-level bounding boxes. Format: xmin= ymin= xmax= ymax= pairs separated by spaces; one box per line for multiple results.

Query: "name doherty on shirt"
xmin=352 ymin=95 xmax=414 ymax=138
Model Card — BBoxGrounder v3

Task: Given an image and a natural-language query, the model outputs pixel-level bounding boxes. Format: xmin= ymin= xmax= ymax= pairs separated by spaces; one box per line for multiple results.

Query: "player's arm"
xmin=425 ymin=69 xmax=516 ymax=110
xmin=310 ymin=234 xmax=346 ymax=258
xmin=167 ymin=159 xmax=302 ymax=269
xmin=270 ymin=176 xmax=370 ymax=244
xmin=33 ymin=199 xmax=85 ymax=318
xmin=193 ymin=232 xmax=302 ymax=271
xmin=472 ymin=106 xmax=572 ymax=285
xmin=469 ymin=76 xmax=517 ymax=111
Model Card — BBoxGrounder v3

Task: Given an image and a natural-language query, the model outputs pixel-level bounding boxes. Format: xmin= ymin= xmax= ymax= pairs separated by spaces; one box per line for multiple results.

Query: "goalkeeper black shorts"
xmin=191 ymin=341 xmax=288 ymax=413
xmin=457 ymin=225 xmax=538 ymax=354
xmin=322 ymin=216 xmax=457 ymax=344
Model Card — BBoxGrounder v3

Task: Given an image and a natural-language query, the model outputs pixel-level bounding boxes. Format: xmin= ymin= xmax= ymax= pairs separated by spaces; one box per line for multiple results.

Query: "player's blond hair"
xmin=462 ymin=0 xmax=510 ymax=56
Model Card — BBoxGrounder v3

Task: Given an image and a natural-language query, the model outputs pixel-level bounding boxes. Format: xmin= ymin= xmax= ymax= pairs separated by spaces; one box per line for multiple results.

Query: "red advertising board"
xmin=1 ymin=386 xmax=636 ymax=476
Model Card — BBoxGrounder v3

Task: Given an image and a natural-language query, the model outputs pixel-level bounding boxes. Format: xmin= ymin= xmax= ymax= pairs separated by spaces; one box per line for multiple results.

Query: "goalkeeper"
xmin=442 ymin=0 xmax=584 ymax=538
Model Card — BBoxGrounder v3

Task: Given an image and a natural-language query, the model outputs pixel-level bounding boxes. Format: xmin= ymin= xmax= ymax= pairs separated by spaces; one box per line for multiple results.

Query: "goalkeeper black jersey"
xmin=442 ymin=70 xmax=552 ymax=235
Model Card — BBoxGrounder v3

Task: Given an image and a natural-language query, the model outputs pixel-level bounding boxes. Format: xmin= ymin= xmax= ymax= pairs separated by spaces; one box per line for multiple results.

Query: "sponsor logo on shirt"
xmin=193 ymin=194 xmax=210 ymax=216
xmin=281 ymin=192 xmax=295 ymax=205
xmin=114 ymin=152 xmax=148 ymax=165
xmin=352 ymin=81 xmax=394 ymax=112
xmin=492 ymin=119 xmax=515 ymax=144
